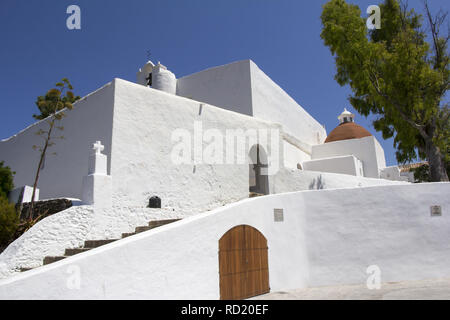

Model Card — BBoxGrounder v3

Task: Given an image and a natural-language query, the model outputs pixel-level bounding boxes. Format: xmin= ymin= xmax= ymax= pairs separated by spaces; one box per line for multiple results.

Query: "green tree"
xmin=0 ymin=161 xmax=15 ymax=199
xmin=412 ymin=163 xmax=431 ymax=182
xmin=320 ymin=0 xmax=449 ymax=181
xmin=28 ymin=78 xmax=80 ymax=219
xmin=411 ymin=162 xmax=450 ymax=182
xmin=0 ymin=197 xmax=18 ymax=249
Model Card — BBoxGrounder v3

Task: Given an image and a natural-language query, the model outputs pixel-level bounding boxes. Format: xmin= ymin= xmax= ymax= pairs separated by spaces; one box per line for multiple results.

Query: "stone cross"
xmin=88 ymin=140 xmax=107 ymax=175
xmin=82 ymin=140 xmax=112 ymax=208
xmin=93 ymin=141 xmax=104 ymax=154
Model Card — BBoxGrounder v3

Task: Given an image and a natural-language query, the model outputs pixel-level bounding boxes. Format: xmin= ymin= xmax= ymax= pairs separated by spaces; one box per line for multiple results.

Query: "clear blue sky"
xmin=0 ymin=0 xmax=448 ymax=166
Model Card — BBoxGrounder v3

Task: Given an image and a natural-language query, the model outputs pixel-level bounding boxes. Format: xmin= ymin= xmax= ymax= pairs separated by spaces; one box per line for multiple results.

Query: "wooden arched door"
xmin=219 ymin=225 xmax=269 ymax=300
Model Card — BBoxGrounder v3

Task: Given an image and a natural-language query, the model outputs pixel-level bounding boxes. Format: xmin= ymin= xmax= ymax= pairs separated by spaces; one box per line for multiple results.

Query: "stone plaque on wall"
xmin=430 ymin=205 xmax=442 ymax=217
xmin=274 ymin=208 xmax=284 ymax=222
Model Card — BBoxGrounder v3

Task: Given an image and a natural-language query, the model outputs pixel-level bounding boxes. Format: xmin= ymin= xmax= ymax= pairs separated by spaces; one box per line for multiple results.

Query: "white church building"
xmin=0 ymin=60 xmax=448 ymax=299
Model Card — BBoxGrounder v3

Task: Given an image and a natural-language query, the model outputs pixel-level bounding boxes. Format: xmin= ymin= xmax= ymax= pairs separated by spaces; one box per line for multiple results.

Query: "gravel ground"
xmin=252 ymin=278 xmax=450 ymax=300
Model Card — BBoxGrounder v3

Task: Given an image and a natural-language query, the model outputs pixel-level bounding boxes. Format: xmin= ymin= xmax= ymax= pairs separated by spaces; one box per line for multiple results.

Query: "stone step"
xmin=135 ymin=226 xmax=153 ymax=233
xmin=20 ymin=267 xmax=33 ymax=272
xmin=65 ymin=248 xmax=92 ymax=256
xmin=133 ymin=219 xmax=181 ymax=234
xmin=43 ymin=256 xmax=66 ymax=265
xmin=37 ymin=219 xmax=182 ymax=269
xmin=122 ymin=232 xmax=136 ymax=238
xmin=148 ymin=219 xmax=181 ymax=228
xmin=84 ymin=239 xmax=118 ymax=248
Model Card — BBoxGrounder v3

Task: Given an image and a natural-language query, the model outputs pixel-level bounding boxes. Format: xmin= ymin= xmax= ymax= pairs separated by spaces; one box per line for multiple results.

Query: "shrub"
xmin=0 ymin=197 xmax=19 ymax=248
xmin=0 ymin=161 xmax=15 ymax=199
xmin=412 ymin=163 xmax=450 ymax=183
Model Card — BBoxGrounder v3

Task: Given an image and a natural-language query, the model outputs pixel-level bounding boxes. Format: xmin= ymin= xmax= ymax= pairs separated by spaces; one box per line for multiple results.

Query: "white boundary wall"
xmin=0 ymin=169 xmax=404 ymax=280
xmin=273 ymin=169 xmax=406 ymax=193
xmin=0 ymin=182 xmax=447 ymax=299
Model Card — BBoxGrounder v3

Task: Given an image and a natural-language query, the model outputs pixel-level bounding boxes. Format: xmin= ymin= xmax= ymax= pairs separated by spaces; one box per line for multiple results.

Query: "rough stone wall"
xmin=0 ymin=205 xmax=187 ymax=280
xmin=19 ymin=199 xmax=73 ymax=220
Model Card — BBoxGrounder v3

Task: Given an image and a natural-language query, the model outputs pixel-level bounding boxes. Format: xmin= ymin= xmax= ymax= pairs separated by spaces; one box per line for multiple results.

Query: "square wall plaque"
xmin=430 ymin=205 xmax=442 ymax=217
xmin=274 ymin=208 xmax=284 ymax=222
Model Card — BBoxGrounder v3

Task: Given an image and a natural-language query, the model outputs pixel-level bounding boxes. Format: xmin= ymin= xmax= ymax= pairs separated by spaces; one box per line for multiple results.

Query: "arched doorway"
xmin=218 ymin=225 xmax=270 ymax=300
xmin=248 ymin=144 xmax=269 ymax=196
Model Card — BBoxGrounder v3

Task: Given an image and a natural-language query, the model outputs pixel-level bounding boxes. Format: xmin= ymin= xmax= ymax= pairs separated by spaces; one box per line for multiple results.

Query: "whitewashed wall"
xmin=0 ymin=77 xmax=282 ymax=211
xmin=303 ymin=155 xmax=363 ymax=176
xmin=0 ymin=83 xmax=115 ymax=200
xmin=303 ymin=182 xmax=450 ymax=286
xmin=249 ymin=60 xmax=327 ymax=147
xmin=374 ymin=138 xmax=387 ymax=170
xmin=110 ymin=79 xmax=282 ymax=208
xmin=176 ymin=60 xmax=253 ymax=116
xmin=0 ymin=59 xmax=328 ymax=210
xmin=283 ymin=140 xmax=311 ymax=169
xmin=0 ymin=166 xmax=404 ymax=280
xmin=177 ymin=60 xmax=326 ymax=149
xmin=380 ymin=166 xmax=409 ymax=182
xmin=311 ymin=136 xmax=386 ymax=178
xmin=273 ymin=168 xmax=406 ymax=193
xmin=0 ymin=182 xmax=447 ymax=299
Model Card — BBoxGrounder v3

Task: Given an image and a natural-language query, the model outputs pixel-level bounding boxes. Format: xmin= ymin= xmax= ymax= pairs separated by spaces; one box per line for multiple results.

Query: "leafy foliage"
xmin=320 ymin=0 xmax=449 ymax=181
xmin=411 ymin=162 xmax=450 ymax=182
xmin=0 ymin=197 xmax=19 ymax=248
xmin=33 ymin=78 xmax=79 ymax=120
xmin=0 ymin=161 xmax=15 ymax=199
xmin=27 ymin=79 xmax=80 ymax=220
xmin=412 ymin=164 xmax=431 ymax=182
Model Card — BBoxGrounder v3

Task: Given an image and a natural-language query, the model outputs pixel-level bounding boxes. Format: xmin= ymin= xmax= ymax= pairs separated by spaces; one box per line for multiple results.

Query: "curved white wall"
xmin=0 ymin=182 xmax=448 ymax=299
xmin=152 ymin=67 xmax=176 ymax=94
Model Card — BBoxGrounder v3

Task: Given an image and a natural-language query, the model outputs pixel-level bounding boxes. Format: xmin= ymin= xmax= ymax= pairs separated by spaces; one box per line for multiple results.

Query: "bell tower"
xmin=338 ymin=108 xmax=355 ymax=124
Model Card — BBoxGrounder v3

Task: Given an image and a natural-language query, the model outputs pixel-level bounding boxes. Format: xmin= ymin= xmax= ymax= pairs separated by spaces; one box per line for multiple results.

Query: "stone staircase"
xmin=21 ymin=219 xmax=181 ymax=270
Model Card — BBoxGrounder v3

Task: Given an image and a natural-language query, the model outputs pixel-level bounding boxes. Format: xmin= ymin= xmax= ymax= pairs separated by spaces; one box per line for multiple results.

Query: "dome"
xmin=324 ymin=121 xmax=372 ymax=143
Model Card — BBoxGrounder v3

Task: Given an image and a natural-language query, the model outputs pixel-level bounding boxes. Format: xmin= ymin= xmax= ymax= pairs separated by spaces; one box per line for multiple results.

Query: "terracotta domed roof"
xmin=324 ymin=122 xmax=372 ymax=143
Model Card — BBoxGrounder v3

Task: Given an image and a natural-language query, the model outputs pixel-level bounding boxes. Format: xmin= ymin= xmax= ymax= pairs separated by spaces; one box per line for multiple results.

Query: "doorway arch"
xmin=248 ymin=144 xmax=269 ymax=195
xmin=218 ymin=225 xmax=270 ymax=300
